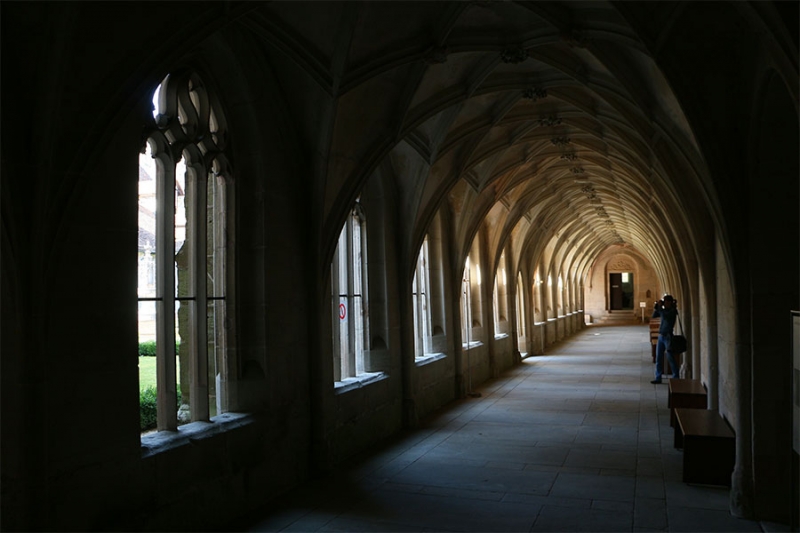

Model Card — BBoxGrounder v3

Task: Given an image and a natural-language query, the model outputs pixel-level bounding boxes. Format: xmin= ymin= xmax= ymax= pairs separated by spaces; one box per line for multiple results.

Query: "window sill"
xmin=462 ymin=341 xmax=483 ymax=350
xmin=494 ymin=333 xmax=509 ymax=340
xmin=334 ymin=372 xmax=387 ymax=394
xmin=141 ymin=412 xmax=253 ymax=458
xmin=415 ymin=352 xmax=446 ymax=366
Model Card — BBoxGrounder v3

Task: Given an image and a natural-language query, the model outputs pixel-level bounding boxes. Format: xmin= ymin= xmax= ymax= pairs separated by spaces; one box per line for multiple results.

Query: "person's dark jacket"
xmin=652 ymin=305 xmax=677 ymax=336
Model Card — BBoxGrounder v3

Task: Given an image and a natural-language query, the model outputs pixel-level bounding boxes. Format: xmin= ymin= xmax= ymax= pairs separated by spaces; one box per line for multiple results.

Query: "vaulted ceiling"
xmin=224 ymin=1 xmax=794 ymax=290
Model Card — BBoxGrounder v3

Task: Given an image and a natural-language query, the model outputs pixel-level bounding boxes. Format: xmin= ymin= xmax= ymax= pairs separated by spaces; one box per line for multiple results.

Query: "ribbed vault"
xmin=236 ymin=0 xmax=788 ymax=298
xmin=0 ymin=3 xmax=797 ymax=529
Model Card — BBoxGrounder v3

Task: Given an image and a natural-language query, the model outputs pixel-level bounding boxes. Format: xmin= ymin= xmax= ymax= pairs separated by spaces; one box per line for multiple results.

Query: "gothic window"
xmin=332 ymin=200 xmax=369 ymax=383
xmin=413 ymin=236 xmax=432 ymax=358
xmin=516 ymin=272 xmax=526 ymax=350
xmin=461 ymin=255 xmax=481 ymax=345
xmin=138 ymin=71 xmax=232 ymax=432
xmin=533 ymin=269 xmax=543 ymax=323
xmin=493 ymin=252 xmax=508 ymax=335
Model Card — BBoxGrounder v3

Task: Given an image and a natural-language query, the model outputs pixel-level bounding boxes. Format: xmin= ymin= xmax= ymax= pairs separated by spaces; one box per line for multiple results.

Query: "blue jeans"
xmin=655 ymin=334 xmax=678 ymax=380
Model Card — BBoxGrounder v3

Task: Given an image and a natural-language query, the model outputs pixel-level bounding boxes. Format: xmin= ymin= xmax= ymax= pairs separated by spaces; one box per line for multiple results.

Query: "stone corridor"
xmin=236 ymin=325 xmax=779 ymax=532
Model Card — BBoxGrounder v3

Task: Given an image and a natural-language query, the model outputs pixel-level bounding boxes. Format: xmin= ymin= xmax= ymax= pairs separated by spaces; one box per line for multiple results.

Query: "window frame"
xmin=413 ymin=236 xmax=433 ymax=358
xmin=138 ymin=71 xmax=233 ymax=432
xmin=332 ymin=201 xmax=369 ymax=384
xmin=516 ymin=271 xmax=527 ymax=354
xmin=461 ymin=255 xmax=479 ymax=347
xmin=493 ymin=253 xmax=508 ymax=336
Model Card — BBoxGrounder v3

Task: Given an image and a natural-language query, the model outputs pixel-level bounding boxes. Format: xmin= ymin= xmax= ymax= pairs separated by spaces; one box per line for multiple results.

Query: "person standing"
xmin=650 ymin=294 xmax=678 ymax=384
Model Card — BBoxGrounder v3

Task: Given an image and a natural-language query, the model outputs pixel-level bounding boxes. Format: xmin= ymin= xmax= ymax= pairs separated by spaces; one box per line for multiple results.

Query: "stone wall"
xmin=584 ymin=247 xmax=660 ymax=323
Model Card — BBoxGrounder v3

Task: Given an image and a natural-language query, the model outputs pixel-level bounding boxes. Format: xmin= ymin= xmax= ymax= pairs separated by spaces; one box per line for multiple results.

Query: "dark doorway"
xmin=610 ymin=272 xmax=634 ymax=310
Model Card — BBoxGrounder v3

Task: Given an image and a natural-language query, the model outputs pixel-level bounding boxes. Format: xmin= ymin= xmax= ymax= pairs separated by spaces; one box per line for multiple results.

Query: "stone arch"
xmin=584 ymin=247 xmax=659 ymax=321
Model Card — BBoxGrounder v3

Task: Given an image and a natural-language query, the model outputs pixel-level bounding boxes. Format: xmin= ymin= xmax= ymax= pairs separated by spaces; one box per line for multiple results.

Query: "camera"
xmin=654 ymin=297 xmax=677 ymax=309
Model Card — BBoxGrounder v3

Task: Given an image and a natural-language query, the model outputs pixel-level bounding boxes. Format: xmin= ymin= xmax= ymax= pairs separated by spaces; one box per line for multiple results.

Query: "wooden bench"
xmin=668 ymin=379 xmax=707 ymax=427
xmin=673 ymin=408 xmax=735 ymax=486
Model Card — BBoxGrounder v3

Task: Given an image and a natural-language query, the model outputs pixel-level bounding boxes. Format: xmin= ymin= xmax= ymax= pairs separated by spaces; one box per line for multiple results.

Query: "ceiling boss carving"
xmin=551 ymin=136 xmax=571 ymax=147
xmin=539 ymin=115 xmax=561 ymax=126
xmin=523 ymin=87 xmax=548 ymax=100
xmin=501 ymin=46 xmax=528 ymax=64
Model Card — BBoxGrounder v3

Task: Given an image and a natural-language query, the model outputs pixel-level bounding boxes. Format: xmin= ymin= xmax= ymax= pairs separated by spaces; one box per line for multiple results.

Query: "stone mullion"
xmin=331 ymin=244 xmax=343 ymax=383
xmin=157 ymin=156 xmax=178 ymax=432
xmin=346 ymin=216 xmax=356 ymax=377
xmin=359 ymin=215 xmax=369 ymax=372
xmin=188 ymin=166 xmax=209 ymax=421
xmin=428 ymin=228 xmax=445 ymax=338
xmin=212 ymin=175 xmax=229 ymax=415
xmin=421 ymin=242 xmax=432 ymax=353
xmin=413 ymin=254 xmax=425 ymax=356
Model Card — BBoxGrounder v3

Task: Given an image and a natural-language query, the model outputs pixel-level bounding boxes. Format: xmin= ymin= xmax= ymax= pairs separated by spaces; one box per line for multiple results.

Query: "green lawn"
xmin=139 ymin=357 xmax=157 ymax=390
xmin=138 ymin=357 xmax=181 ymax=390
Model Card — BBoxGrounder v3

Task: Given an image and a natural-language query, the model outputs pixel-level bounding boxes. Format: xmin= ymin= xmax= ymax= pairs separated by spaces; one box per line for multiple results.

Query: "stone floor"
xmin=235 ymin=325 xmax=787 ymax=532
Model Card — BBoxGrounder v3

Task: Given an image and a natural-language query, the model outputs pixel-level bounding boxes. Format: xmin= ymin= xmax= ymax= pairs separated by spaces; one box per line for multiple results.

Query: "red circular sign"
xmin=339 ymin=303 xmax=346 ymax=320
